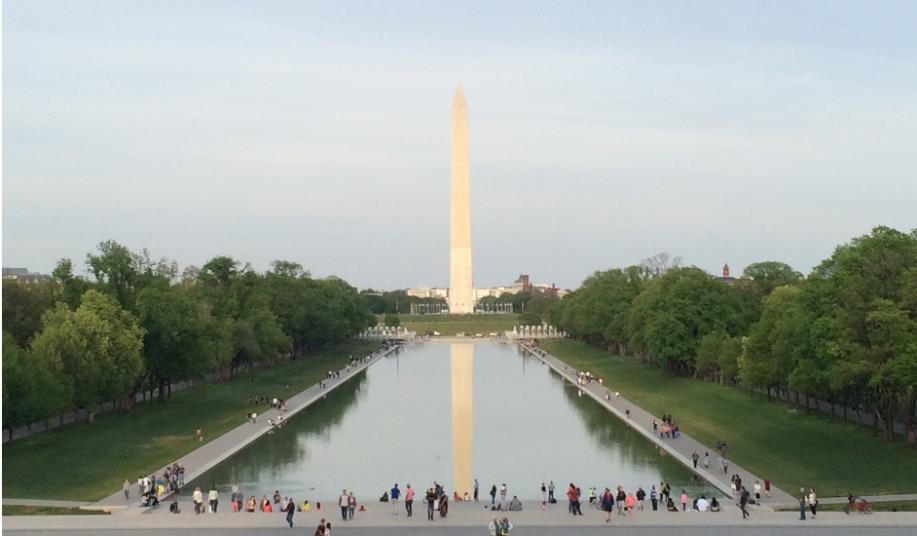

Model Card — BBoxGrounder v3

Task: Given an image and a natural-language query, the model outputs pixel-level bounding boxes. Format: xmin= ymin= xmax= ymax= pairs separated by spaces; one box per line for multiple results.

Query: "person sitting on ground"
xmin=508 ymin=496 xmax=523 ymax=511
xmin=463 ymin=491 xmax=471 ymax=502
xmin=170 ymin=500 xmax=181 ymax=513
xmin=301 ymin=500 xmax=310 ymax=512
xmin=454 ymin=491 xmax=461 ymax=501
xmin=666 ymin=497 xmax=679 ymax=512
xmin=380 ymin=491 xmax=389 ymax=502
xmin=260 ymin=496 xmax=271 ymax=512
xmin=696 ymin=496 xmax=709 ymax=512
xmin=709 ymin=497 xmax=721 ymax=512
xmin=246 ymin=496 xmax=256 ymax=512
xmin=273 ymin=490 xmax=282 ymax=504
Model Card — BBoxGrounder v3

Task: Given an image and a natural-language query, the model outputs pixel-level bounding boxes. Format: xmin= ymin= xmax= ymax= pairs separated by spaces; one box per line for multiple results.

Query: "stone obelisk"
xmin=449 ymin=85 xmax=474 ymax=314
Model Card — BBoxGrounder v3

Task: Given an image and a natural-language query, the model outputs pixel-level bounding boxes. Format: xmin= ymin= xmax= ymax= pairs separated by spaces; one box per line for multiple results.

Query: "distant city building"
xmin=2 ymin=267 xmax=53 ymax=284
xmin=405 ymin=273 xmax=568 ymax=308
xmin=406 ymin=287 xmax=450 ymax=299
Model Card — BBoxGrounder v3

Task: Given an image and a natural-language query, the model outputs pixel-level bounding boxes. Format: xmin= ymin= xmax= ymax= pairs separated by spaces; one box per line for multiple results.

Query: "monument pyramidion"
xmin=449 ymin=85 xmax=474 ymax=314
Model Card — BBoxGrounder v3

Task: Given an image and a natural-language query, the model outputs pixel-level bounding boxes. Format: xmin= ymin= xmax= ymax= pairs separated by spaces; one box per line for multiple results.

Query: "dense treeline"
xmin=551 ymin=227 xmax=917 ymax=446
xmin=2 ymin=241 xmax=375 ymax=432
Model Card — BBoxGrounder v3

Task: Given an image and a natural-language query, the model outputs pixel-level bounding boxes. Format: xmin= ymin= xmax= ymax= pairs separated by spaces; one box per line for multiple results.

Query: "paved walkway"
xmin=92 ymin=344 xmax=403 ymax=511
xmin=518 ymin=343 xmax=796 ymax=504
xmin=4 ymin=499 xmax=917 ymax=530
xmin=9 ymin=528 xmax=917 ymax=536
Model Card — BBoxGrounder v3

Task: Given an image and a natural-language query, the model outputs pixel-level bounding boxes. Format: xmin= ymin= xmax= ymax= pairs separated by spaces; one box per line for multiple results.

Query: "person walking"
xmin=192 ymin=487 xmax=204 ymax=514
xmin=636 ymin=486 xmax=646 ymax=510
xmin=680 ymin=490 xmax=688 ymax=511
xmin=405 ymin=484 xmax=414 ymax=517
xmin=573 ymin=487 xmax=583 ymax=516
xmin=739 ymin=487 xmax=750 ymax=519
xmin=808 ymin=488 xmax=818 ymax=518
xmin=488 ymin=516 xmax=498 ymax=536
xmin=426 ymin=488 xmax=436 ymax=521
xmin=347 ymin=492 xmax=356 ymax=519
xmin=650 ymin=485 xmax=658 ymax=511
xmin=490 ymin=484 xmax=497 ymax=506
xmin=285 ymin=497 xmax=296 ymax=528
xmin=566 ymin=483 xmax=577 ymax=515
xmin=339 ymin=490 xmax=349 ymax=521
xmin=540 ymin=483 xmax=547 ymax=509
xmin=123 ymin=479 xmax=131 ymax=500
xmin=754 ymin=480 xmax=762 ymax=501
xmin=474 ymin=479 xmax=479 ymax=501
xmin=704 ymin=451 xmax=710 ymax=469
xmin=499 ymin=483 xmax=508 ymax=510
xmin=548 ymin=481 xmax=555 ymax=503
xmin=616 ymin=486 xmax=626 ymax=515
xmin=600 ymin=488 xmax=614 ymax=522
xmin=390 ymin=484 xmax=400 ymax=515
xmin=798 ymin=488 xmax=807 ymax=520
xmin=208 ymin=485 xmax=219 ymax=513
xmin=691 ymin=451 xmax=699 ymax=469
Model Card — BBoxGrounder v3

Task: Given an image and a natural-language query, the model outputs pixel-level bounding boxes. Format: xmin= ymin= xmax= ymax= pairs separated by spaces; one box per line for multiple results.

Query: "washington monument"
xmin=449 ymin=85 xmax=474 ymax=313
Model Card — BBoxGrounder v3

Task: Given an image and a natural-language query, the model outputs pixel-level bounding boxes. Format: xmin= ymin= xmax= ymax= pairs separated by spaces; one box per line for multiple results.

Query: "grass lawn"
xmin=542 ymin=340 xmax=917 ymax=497
xmin=809 ymin=500 xmax=917 ymax=512
xmin=2 ymin=342 xmax=377 ymax=502
xmin=397 ymin=313 xmax=520 ymax=335
xmin=2 ymin=505 xmax=108 ymax=516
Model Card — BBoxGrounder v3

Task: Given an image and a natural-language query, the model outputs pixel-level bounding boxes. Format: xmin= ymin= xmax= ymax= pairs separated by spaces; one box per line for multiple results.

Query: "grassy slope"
xmin=2 ymin=342 xmax=377 ymax=501
xmin=542 ymin=340 xmax=917 ymax=497
xmin=397 ymin=313 xmax=520 ymax=335
xmin=2 ymin=505 xmax=108 ymax=516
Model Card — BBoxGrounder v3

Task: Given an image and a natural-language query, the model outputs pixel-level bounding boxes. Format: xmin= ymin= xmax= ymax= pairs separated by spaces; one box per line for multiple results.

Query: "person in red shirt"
xmin=404 ymin=484 xmax=415 ymax=517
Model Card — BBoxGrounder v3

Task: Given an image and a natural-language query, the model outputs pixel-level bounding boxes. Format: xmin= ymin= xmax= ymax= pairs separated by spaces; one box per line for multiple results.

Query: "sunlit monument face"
xmin=449 ymin=85 xmax=474 ymax=314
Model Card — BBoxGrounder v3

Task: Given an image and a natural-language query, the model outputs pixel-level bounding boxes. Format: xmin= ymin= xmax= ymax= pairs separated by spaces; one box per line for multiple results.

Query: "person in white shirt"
xmin=192 ymin=487 xmax=204 ymax=514
xmin=339 ymin=490 xmax=350 ymax=521
xmin=208 ymin=486 xmax=219 ymax=513
xmin=754 ymin=481 xmax=762 ymax=501
xmin=696 ymin=496 xmax=709 ymax=512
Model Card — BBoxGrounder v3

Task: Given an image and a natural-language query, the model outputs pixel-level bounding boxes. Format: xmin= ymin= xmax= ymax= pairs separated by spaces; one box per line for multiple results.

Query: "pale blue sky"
xmin=4 ymin=1 xmax=916 ymax=289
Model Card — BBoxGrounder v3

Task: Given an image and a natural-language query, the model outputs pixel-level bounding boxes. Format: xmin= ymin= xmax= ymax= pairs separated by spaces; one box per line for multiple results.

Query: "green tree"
xmin=2 ymin=279 xmax=58 ymax=346
xmin=628 ymin=267 xmax=738 ymax=372
xmin=2 ymin=333 xmax=70 ymax=433
xmin=31 ymin=290 xmax=145 ymax=419
xmin=383 ymin=313 xmax=401 ymax=327
xmin=52 ymin=258 xmax=91 ymax=309
xmin=86 ymin=240 xmax=141 ymax=310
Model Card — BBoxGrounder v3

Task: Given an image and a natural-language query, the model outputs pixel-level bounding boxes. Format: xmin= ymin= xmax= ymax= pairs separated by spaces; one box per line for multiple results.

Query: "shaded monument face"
xmin=449 ymin=85 xmax=474 ymax=313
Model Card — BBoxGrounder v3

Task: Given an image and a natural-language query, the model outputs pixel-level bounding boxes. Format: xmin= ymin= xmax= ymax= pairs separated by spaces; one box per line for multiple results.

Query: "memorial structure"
xmin=449 ymin=85 xmax=475 ymax=313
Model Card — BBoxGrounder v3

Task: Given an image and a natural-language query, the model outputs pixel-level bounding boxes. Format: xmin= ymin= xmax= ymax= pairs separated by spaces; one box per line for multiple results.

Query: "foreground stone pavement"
xmin=5 ymin=528 xmax=917 ymax=536
xmin=4 ymin=500 xmax=917 ymax=532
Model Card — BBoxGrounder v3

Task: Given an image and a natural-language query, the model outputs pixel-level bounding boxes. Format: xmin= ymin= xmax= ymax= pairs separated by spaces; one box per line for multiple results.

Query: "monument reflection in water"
xmin=187 ymin=341 xmax=715 ymax=500
xmin=451 ymin=343 xmax=473 ymax=497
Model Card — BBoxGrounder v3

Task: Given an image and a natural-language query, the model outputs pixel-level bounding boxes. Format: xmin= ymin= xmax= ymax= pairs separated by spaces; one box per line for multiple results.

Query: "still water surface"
xmin=189 ymin=341 xmax=715 ymax=499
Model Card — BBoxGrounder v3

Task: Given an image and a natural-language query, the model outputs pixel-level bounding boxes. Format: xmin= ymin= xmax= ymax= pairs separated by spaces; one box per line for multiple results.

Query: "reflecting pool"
xmin=187 ymin=341 xmax=716 ymax=499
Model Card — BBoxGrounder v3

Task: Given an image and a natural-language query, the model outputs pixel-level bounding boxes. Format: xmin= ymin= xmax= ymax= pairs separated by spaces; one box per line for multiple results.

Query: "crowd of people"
xmin=131 ymin=464 xmax=185 ymax=508
xmin=653 ymin=414 xmax=680 ymax=438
